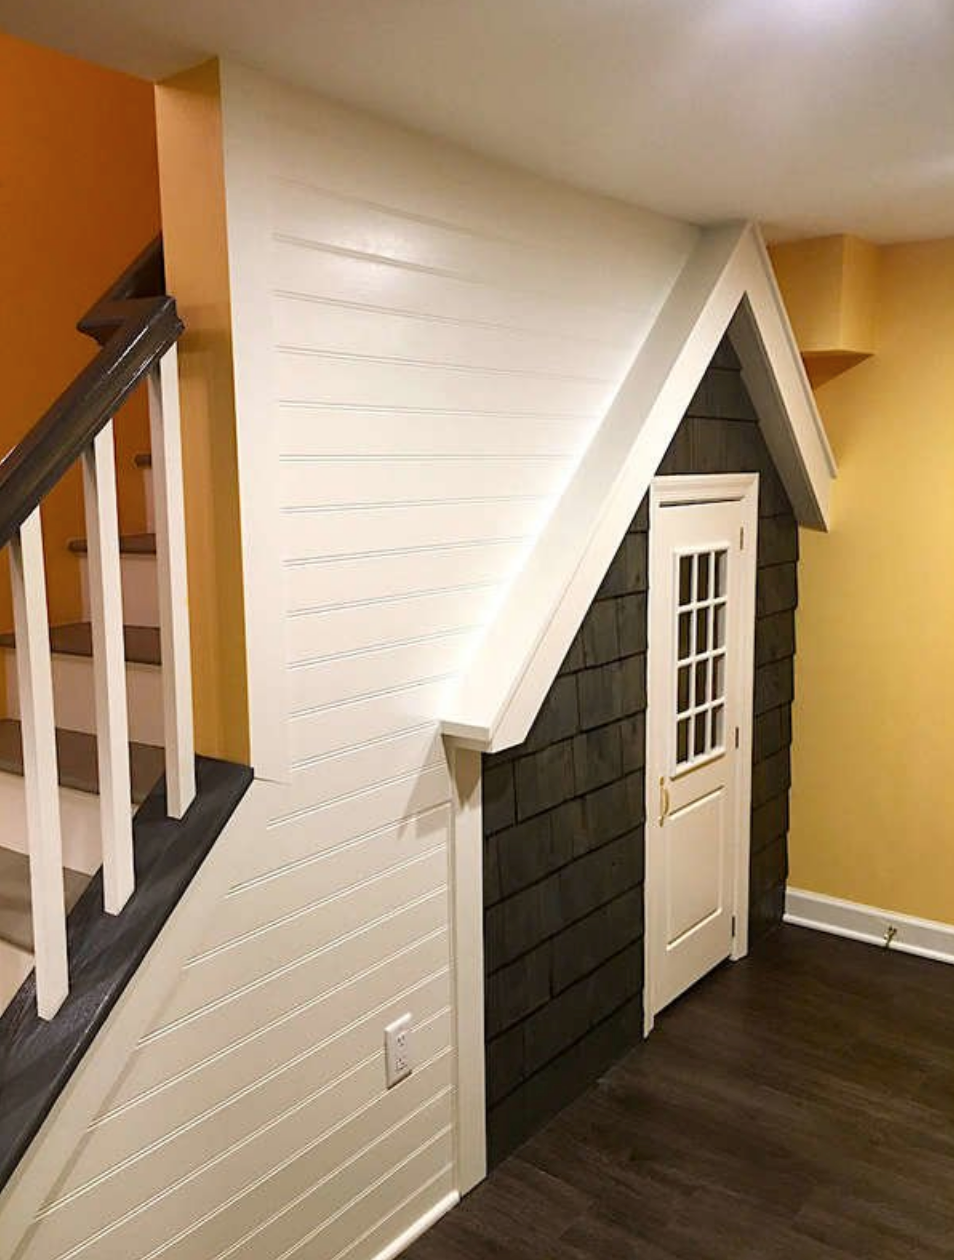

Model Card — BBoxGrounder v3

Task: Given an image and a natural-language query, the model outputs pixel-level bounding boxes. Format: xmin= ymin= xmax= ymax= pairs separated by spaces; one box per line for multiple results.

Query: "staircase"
xmin=0 ymin=452 xmax=162 ymax=1007
xmin=0 ymin=236 xmax=252 ymax=1203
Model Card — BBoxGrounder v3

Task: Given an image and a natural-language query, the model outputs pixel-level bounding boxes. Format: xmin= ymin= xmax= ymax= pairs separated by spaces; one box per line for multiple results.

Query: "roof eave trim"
xmin=441 ymin=221 xmax=834 ymax=755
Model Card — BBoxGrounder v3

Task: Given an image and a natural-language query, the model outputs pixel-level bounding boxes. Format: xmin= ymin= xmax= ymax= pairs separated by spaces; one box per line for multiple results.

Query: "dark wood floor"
xmin=407 ymin=926 xmax=954 ymax=1259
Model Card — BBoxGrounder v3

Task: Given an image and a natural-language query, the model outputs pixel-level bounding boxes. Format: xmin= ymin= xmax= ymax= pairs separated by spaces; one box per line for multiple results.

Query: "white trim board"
xmin=441 ymin=220 xmax=835 ymax=756
xmin=447 ymin=744 xmax=487 ymax=1197
xmin=785 ymin=887 xmax=954 ymax=967
xmin=369 ymin=1190 xmax=459 ymax=1260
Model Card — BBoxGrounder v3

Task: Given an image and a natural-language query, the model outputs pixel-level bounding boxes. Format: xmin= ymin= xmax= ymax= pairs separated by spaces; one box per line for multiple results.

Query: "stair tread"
xmin=0 ymin=849 xmax=88 ymax=954
xmin=0 ymin=720 xmax=164 ymax=804
xmin=68 ymin=532 xmax=156 ymax=556
xmin=0 ymin=622 xmax=161 ymax=666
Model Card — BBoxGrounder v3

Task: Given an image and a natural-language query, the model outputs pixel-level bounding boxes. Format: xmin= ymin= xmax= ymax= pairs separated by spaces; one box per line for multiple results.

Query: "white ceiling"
xmin=4 ymin=0 xmax=953 ymax=241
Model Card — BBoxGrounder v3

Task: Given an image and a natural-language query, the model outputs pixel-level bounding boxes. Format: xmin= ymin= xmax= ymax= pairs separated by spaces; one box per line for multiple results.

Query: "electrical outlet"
xmin=384 ymin=1013 xmax=413 ymax=1088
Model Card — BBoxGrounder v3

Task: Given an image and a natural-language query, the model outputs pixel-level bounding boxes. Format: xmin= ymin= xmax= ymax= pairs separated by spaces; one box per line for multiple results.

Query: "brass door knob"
xmin=659 ymin=776 xmax=671 ymax=826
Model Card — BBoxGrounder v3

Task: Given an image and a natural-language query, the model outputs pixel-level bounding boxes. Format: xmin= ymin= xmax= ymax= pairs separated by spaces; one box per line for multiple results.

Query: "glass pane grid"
xmin=674 ymin=546 xmax=729 ymax=771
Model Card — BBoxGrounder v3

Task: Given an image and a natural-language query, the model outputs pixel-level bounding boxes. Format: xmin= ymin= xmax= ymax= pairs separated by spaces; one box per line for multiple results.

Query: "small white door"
xmin=646 ymin=476 xmax=758 ymax=1024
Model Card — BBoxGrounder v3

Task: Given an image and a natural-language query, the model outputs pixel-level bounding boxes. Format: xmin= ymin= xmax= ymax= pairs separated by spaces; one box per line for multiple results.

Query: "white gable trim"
xmin=441 ymin=221 xmax=834 ymax=754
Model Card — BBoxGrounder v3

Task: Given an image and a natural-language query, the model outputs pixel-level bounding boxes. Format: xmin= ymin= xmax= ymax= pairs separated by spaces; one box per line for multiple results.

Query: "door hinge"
xmin=731 ymin=914 xmax=737 ymax=938
xmin=734 ymin=726 xmax=740 ymax=750
xmin=739 ymin=525 xmax=745 ymax=550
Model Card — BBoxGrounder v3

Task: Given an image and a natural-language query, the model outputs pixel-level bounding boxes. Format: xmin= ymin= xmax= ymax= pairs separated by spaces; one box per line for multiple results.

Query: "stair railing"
xmin=0 ymin=238 xmax=193 ymax=1019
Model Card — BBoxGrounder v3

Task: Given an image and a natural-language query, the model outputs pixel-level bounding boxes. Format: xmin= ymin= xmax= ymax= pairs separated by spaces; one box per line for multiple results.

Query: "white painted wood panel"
xmin=285 ymin=685 xmax=451 ymax=770
xmin=92 ymin=967 xmax=451 ymax=1202
xmin=59 ymin=972 xmax=450 ymax=1204
xmin=269 ymin=239 xmax=653 ymax=347
xmin=287 ymin=631 xmax=476 ymax=715
xmin=277 ymin=348 xmax=612 ymax=418
xmin=176 ymin=1093 xmax=453 ymax=1260
xmin=344 ymin=1179 xmax=457 ymax=1260
xmin=262 ymin=763 xmax=450 ymax=855
xmin=270 ymin=178 xmax=669 ymax=306
xmin=213 ymin=68 xmax=691 ymax=1260
xmin=284 ymin=541 xmax=526 ymax=616
xmin=204 ymin=799 xmax=448 ymax=950
xmin=261 ymin=90 xmax=694 ymax=273
xmin=104 ymin=926 xmax=450 ymax=1139
xmin=279 ymin=455 xmax=572 ymax=511
xmin=300 ymin=1155 xmax=456 ymax=1260
xmin=33 ymin=1058 xmax=453 ymax=1260
xmin=167 ymin=849 xmax=449 ymax=1022
xmin=254 ymin=735 xmax=445 ymax=845
xmin=278 ymin=406 xmax=586 ymax=459
xmin=5 ymin=66 xmax=699 ymax=1260
xmin=285 ymin=586 xmax=497 ymax=664
xmin=280 ymin=499 xmax=545 ymax=563
xmin=271 ymin=291 xmax=628 ymax=380
xmin=45 ymin=1012 xmax=452 ymax=1240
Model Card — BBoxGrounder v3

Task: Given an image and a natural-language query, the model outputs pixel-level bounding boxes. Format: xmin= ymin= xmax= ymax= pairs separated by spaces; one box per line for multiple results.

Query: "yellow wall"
xmin=0 ymin=33 xmax=161 ymax=645
xmin=788 ymin=239 xmax=954 ymax=923
xmin=154 ymin=62 xmax=250 ymax=764
xmin=770 ymin=234 xmax=880 ymax=388
xmin=771 ymin=235 xmax=879 ymax=356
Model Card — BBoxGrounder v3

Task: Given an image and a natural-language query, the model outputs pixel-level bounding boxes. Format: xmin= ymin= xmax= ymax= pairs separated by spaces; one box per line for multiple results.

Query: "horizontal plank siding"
xmin=285 ymin=587 xmax=500 ymax=663
xmin=12 ymin=67 xmax=696 ymax=1260
xmin=41 ymin=1016 xmax=453 ymax=1238
xmin=285 ymin=689 xmax=452 ymax=769
xmin=279 ymin=456 xmax=573 ymax=511
xmin=270 ymin=292 xmax=630 ymax=379
xmin=278 ymin=408 xmax=587 ymax=459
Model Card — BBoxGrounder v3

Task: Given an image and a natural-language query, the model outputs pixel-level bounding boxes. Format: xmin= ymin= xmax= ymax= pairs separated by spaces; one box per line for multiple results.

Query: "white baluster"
xmin=147 ymin=344 xmax=195 ymax=818
xmin=10 ymin=509 xmax=68 ymax=1019
xmin=82 ymin=423 xmax=134 ymax=913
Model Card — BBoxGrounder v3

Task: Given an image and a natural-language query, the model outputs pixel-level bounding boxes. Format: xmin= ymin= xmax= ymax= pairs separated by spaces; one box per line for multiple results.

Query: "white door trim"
xmin=644 ymin=472 xmax=759 ymax=1037
xmin=447 ymin=743 xmax=488 ymax=1195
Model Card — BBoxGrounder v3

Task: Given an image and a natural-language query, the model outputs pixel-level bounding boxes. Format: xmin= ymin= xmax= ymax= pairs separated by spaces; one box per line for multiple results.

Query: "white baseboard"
xmin=785 ymin=887 xmax=954 ymax=966
xmin=370 ymin=1190 xmax=460 ymax=1260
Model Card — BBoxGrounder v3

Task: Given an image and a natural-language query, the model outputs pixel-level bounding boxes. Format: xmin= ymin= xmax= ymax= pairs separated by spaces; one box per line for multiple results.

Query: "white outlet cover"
xmin=384 ymin=1013 xmax=413 ymax=1088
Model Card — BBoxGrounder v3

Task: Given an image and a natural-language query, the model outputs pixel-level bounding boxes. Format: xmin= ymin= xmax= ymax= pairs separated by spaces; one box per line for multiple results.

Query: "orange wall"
xmin=0 ymin=33 xmax=161 ymax=642
xmin=154 ymin=62 xmax=250 ymax=763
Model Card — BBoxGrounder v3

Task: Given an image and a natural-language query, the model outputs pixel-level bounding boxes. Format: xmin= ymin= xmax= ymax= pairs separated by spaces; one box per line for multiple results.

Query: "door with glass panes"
xmin=646 ymin=476 xmax=758 ymax=1024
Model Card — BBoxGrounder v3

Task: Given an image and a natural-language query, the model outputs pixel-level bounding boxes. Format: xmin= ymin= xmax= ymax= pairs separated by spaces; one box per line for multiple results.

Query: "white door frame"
xmin=447 ymin=741 xmax=487 ymax=1197
xmin=644 ymin=472 xmax=759 ymax=1037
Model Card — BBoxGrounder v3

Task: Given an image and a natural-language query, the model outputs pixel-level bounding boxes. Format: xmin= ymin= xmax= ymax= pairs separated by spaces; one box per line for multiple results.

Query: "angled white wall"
xmin=443 ymin=223 xmax=835 ymax=755
xmin=0 ymin=63 xmax=699 ymax=1260
xmin=218 ymin=60 xmax=696 ymax=1255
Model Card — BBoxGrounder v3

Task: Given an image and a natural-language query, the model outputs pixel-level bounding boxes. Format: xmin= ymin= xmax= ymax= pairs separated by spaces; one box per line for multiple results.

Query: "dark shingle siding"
xmin=483 ymin=336 xmax=797 ymax=1164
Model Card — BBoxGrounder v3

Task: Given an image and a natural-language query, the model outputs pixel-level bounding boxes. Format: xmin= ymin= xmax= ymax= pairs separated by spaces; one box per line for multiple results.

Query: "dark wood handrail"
xmin=0 ymin=238 xmax=183 ymax=551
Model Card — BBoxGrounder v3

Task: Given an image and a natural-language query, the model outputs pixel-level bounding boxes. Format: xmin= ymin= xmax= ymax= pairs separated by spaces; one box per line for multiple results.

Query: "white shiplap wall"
xmin=9 ymin=65 xmax=696 ymax=1260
